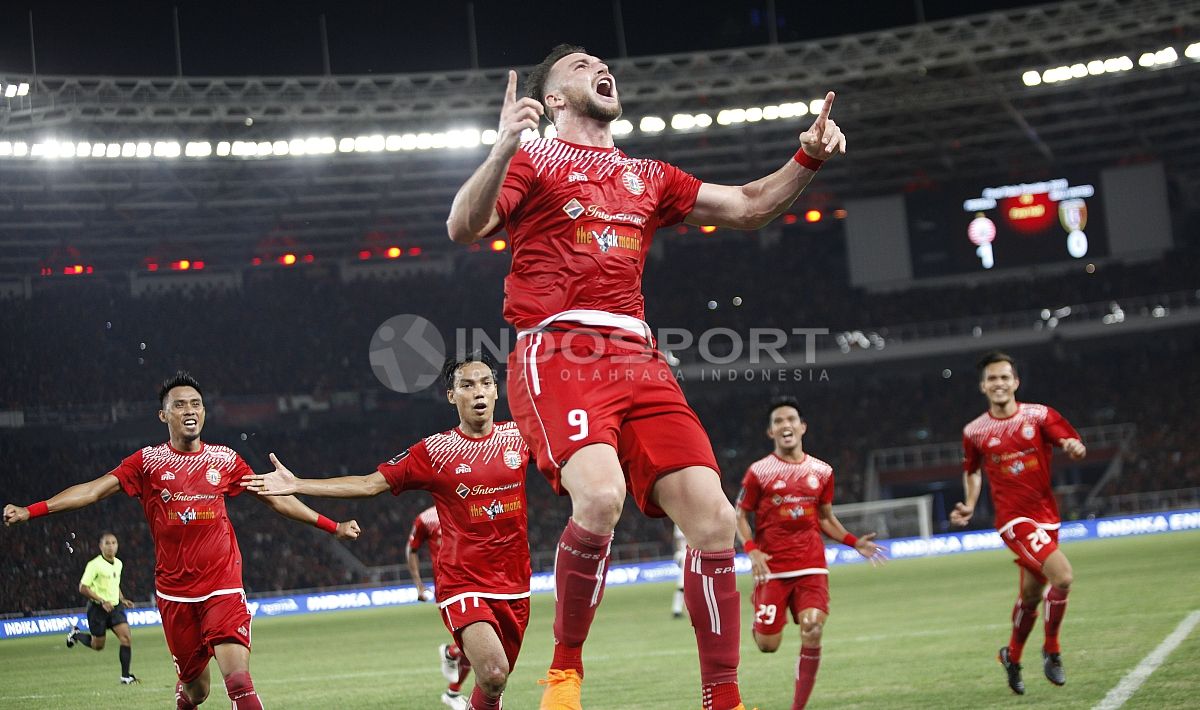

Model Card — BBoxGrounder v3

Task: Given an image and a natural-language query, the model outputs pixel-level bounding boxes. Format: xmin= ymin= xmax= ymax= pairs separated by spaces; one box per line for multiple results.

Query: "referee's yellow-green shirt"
xmin=80 ymin=555 xmax=122 ymax=605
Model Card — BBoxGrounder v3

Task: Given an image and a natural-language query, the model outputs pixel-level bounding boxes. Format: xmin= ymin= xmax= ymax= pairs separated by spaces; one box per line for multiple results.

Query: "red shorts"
xmin=1000 ymin=519 xmax=1060 ymax=577
xmin=508 ymin=327 xmax=720 ymax=517
xmin=751 ymin=574 xmax=830 ymax=636
xmin=440 ymin=595 xmax=530 ymax=671
xmin=156 ymin=591 xmax=252 ymax=682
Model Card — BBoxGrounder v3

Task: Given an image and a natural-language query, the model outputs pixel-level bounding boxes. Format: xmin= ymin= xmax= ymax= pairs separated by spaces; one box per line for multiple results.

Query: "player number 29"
xmin=1025 ymin=527 xmax=1052 ymax=553
xmin=567 ymin=409 xmax=589 ymax=441
xmin=755 ymin=604 xmax=777 ymax=625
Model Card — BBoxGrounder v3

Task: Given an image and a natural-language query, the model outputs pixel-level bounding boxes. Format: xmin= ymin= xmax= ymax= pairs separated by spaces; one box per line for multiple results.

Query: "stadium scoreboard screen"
xmin=907 ymin=177 xmax=1109 ymax=278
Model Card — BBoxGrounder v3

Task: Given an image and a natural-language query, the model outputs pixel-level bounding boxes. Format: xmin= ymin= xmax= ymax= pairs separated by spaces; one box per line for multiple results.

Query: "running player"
xmin=66 ymin=532 xmax=139 ymax=684
xmin=243 ymin=354 xmax=531 ymax=710
xmin=3 ymin=372 xmax=360 ymax=710
xmin=735 ymin=398 xmax=886 ymax=709
xmin=409 ymin=505 xmax=474 ymax=710
xmin=446 ymin=44 xmax=845 ymax=710
xmin=951 ymin=351 xmax=1086 ymax=694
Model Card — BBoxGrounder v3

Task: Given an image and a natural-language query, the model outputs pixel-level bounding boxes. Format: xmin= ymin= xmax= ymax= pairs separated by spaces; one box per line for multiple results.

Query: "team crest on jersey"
xmin=621 ymin=170 xmax=645 ymax=195
xmin=806 ymin=474 xmax=819 ymax=490
xmin=504 ymin=449 xmax=522 ymax=470
xmin=562 ymin=198 xmax=585 ymax=220
xmin=455 ymin=463 xmax=473 ymax=475
xmin=987 ymin=436 xmax=1002 ymax=448
xmin=1021 ymin=423 xmax=1036 ymax=440
xmin=161 ymin=471 xmax=175 ymax=481
xmin=205 ymin=468 xmax=221 ymax=486
xmin=455 ymin=483 xmax=470 ymax=499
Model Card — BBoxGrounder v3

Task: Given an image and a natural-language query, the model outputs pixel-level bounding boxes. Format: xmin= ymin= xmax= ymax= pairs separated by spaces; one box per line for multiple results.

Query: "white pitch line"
xmin=1092 ymin=609 xmax=1200 ymax=710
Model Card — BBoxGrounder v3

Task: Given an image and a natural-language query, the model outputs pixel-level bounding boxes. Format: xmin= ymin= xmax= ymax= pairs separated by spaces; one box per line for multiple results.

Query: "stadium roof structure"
xmin=0 ymin=0 xmax=1197 ymax=277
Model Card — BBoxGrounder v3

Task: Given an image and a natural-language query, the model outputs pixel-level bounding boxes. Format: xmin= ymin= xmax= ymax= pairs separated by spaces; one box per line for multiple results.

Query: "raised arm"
xmin=241 ymin=453 xmax=391 ymax=499
xmin=950 ymin=470 xmax=983 ymax=527
xmin=687 ymin=91 xmax=845 ymax=230
xmin=446 ymin=70 xmax=543 ymax=244
xmin=252 ymin=492 xmax=361 ymax=540
xmin=4 ymin=474 xmax=123 ymax=527
xmin=817 ymin=503 xmax=887 ymax=565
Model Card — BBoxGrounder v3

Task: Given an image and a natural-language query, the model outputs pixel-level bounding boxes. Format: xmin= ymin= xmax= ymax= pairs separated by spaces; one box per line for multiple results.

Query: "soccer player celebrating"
xmin=3 ymin=372 xmax=360 ymax=710
xmin=446 ymin=44 xmax=845 ymax=710
xmin=243 ymin=354 xmax=531 ymax=710
xmin=735 ymin=398 xmax=886 ymax=709
xmin=408 ymin=505 xmax=474 ymax=710
xmin=66 ymin=531 xmax=139 ymax=684
xmin=952 ymin=351 xmax=1086 ymax=695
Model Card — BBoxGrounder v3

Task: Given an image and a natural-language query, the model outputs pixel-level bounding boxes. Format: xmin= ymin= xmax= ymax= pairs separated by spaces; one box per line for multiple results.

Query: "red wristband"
xmin=842 ymin=533 xmax=858 ymax=548
xmin=742 ymin=540 xmax=758 ymax=553
xmin=793 ymin=148 xmax=824 ymax=171
xmin=315 ymin=515 xmax=338 ymax=534
xmin=27 ymin=501 xmax=49 ymax=519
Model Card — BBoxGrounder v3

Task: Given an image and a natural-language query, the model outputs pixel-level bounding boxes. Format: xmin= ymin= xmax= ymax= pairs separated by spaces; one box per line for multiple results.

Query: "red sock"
xmin=685 ymin=547 xmax=741 ymax=710
xmin=793 ymin=646 xmax=821 ymax=710
xmin=176 ymin=682 xmax=198 ymax=710
xmin=450 ymin=655 xmax=472 ymax=693
xmin=1044 ymin=586 xmax=1069 ymax=654
xmin=467 ymin=685 xmax=501 ymax=710
xmin=447 ymin=643 xmax=462 ymax=660
xmin=550 ymin=518 xmax=613 ymax=675
xmin=224 ymin=670 xmax=263 ymax=710
xmin=1007 ymin=597 xmax=1039 ymax=663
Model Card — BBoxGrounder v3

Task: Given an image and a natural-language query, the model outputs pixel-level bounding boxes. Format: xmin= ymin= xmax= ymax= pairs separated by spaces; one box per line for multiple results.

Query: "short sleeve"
xmin=378 ymin=441 xmax=434 ymax=495
xmin=736 ymin=468 xmax=760 ymax=511
xmin=819 ymin=470 xmax=835 ymax=506
xmin=408 ymin=518 xmax=428 ymax=552
xmin=226 ymin=454 xmax=255 ymax=498
xmin=1041 ymin=407 xmax=1080 ymax=444
xmin=962 ymin=432 xmax=981 ymax=474
xmin=493 ymin=149 xmax=537 ymax=232
xmin=107 ymin=450 xmax=145 ymax=498
xmin=80 ymin=560 xmax=98 ymax=588
xmin=655 ymin=161 xmax=702 ymax=227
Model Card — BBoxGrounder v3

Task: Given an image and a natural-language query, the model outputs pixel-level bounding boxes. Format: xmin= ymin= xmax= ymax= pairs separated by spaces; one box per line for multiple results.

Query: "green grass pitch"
xmin=2 ymin=530 xmax=1197 ymax=708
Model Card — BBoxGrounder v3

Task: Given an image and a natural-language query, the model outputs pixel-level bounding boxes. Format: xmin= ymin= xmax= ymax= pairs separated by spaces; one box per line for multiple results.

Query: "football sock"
xmin=468 ymin=685 xmax=502 ymax=709
xmin=793 ymin=646 xmax=821 ymax=709
xmin=1007 ymin=597 xmax=1039 ymax=663
xmin=175 ymin=682 xmax=198 ymax=710
xmin=1044 ymin=586 xmax=1069 ymax=654
xmin=224 ymin=670 xmax=263 ymax=710
xmin=450 ymin=655 xmax=472 ymax=693
xmin=685 ymin=547 xmax=741 ymax=710
xmin=119 ymin=644 xmax=132 ymax=676
xmin=73 ymin=632 xmax=93 ymax=648
xmin=549 ymin=517 xmax=613 ymax=676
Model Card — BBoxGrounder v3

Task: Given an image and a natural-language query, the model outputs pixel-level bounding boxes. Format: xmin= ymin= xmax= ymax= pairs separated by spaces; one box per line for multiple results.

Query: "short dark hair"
xmin=767 ymin=397 xmax=803 ymax=423
xmin=159 ymin=371 xmax=203 ymax=407
xmin=527 ymin=43 xmax=587 ymax=124
xmin=976 ymin=351 xmax=1018 ymax=379
xmin=442 ymin=351 xmax=499 ymax=391
xmin=99 ymin=531 xmax=117 ymax=542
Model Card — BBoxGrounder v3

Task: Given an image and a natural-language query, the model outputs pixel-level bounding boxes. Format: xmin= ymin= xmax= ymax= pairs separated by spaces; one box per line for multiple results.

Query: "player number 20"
xmin=567 ymin=409 xmax=589 ymax=441
xmin=1025 ymin=527 xmax=1052 ymax=553
xmin=755 ymin=604 xmax=777 ymax=626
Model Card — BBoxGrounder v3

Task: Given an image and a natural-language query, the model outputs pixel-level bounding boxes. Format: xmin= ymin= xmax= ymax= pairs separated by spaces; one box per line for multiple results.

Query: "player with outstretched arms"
xmin=446 ymin=43 xmax=845 ymax=710
xmin=735 ymin=398 xmax=886 ymax=709
xmin=409 ymin=505 xmax=476 ymax=709
xmin=3 ymin=372 xmax=360 ymax=710
xmin=243 ymin=354 xmax=531 ymax=710
xmin=952 ymin=351 xmax=1086 ymax=695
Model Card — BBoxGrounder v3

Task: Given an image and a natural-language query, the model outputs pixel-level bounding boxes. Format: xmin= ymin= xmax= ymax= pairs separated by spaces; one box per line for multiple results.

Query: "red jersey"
xmin=962 ymin=402 xmax=1080 ymax=530
xmin=108 ymin=442 xmax=254 ymax=602
xmin=494 ymin=138 xmax=702 ymax=330
xmin=378 ymin=421 xmax=531 ymax=606
xmin=407 ymin=506 xmax=443 ymax=568
xmin=737 ymin=453 xmax=835 ymax=577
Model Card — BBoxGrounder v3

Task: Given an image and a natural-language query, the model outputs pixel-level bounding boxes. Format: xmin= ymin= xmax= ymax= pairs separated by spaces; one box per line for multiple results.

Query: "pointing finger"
xmin=817 ymin=91 xmax=836 ymax=123
xmin=504 ymin=70 xmax=517 ymax=105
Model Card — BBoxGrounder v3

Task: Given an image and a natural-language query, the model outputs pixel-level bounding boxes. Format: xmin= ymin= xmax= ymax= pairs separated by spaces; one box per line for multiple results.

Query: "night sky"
xmin=0 ymin=0 xmax=1047 ymax=77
